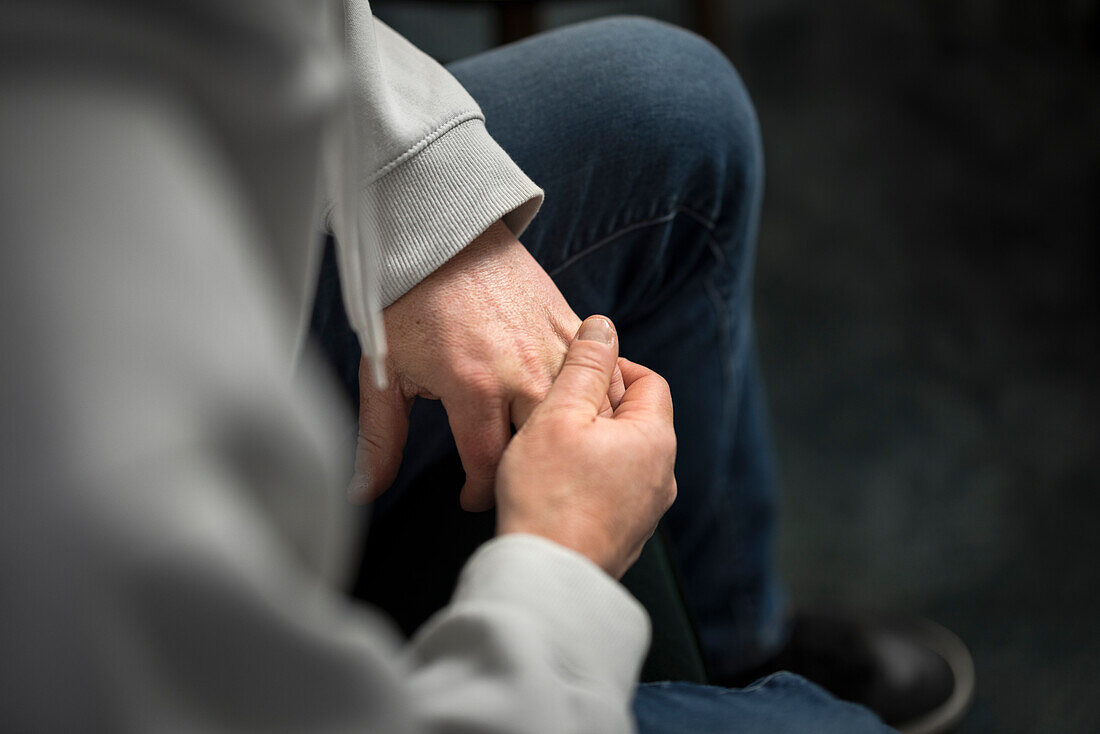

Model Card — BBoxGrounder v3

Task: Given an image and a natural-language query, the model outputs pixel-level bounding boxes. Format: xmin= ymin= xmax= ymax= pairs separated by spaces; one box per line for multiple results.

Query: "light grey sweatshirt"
xmin=0 ymin=1 xmax=650 ymax=732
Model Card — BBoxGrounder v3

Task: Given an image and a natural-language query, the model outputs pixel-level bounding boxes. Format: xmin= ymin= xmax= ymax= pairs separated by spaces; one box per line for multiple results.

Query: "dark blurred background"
xmin=373 ymin=1 xmax=1099 ymax=731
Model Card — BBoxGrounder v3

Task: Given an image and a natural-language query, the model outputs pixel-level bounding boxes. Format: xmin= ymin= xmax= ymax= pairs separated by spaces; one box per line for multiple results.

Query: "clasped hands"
xmin=349 ymin=221 xmax=676 ymax=578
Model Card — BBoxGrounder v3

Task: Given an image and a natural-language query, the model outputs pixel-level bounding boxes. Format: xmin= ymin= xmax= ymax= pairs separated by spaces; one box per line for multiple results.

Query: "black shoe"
xmin=718 ymin=611 xmax=975 ymax=733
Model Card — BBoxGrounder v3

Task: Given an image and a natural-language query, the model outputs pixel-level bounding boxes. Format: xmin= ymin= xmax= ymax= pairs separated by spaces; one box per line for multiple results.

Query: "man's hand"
xmin=496 ymin=316 xmax=677 ymax=579
xmin=350 ymin=221 xmax=624 ymax=509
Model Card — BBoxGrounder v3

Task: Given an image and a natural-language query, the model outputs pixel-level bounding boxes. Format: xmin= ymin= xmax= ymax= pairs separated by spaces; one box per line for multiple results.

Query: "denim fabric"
xmin=310 ymin=16 xmax=893 ymax=731
xmin=634 ymin=674 xmax=893 ymax=734
xmin=446 ymin=16 xmax=786 ymax=680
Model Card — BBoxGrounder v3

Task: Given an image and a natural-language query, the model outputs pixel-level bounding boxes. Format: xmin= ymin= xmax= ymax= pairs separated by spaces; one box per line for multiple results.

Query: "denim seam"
xmin=548 ymin=204 xmax=723 ymax=278
xmin=700 ymin=267 xmax=772 ymax=669
xmin=700 ymin=269 xmax=743 ymax=532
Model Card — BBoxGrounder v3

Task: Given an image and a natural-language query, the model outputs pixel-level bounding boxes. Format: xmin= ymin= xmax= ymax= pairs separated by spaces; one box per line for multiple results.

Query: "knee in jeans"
xmin=572 ymin=17 xmax=763 ymax=222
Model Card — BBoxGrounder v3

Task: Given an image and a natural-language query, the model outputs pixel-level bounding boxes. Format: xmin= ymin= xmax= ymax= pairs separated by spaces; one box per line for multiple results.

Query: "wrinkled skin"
xmin=496 ymin=317 xmax=678 ymax=579
xmin=350 ymin=221 xmax=625 ymax=510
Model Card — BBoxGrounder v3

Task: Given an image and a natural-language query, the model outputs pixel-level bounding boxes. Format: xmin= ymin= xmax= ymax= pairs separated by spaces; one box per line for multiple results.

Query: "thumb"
xmin=349 ymin=360 xmax=411 ymax=503
xmin=541 ymin=316 xmax=619 ymax=416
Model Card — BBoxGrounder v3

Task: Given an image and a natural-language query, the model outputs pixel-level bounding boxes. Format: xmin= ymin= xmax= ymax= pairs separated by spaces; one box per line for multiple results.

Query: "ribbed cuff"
xmin=366 ymin=117 xmax=544 ymax=307
xmin=452 ymin=534 xmax=651 ymax=696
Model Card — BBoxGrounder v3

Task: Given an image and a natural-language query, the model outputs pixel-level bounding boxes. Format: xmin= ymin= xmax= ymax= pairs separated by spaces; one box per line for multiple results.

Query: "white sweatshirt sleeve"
xmin=338 ymin=4 xmax=545 ymax=309
xmin=0 ymin=69 xmax=648 ymax=734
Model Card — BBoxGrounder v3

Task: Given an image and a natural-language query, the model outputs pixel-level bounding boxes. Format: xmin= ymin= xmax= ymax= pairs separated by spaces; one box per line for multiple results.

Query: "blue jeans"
xmin=635 ymin=676 xmax=889 ymax=733
xmin=311 ymin=16 xmax=891 ymax=734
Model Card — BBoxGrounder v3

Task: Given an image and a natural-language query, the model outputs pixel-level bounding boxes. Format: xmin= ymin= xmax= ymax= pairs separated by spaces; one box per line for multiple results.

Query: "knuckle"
xmin=554 ymin=313 xmax=583 ymax=346
xmin=520 ymin=342 xmax=558 ymax=379
xmin=660 ymin=426 xmax=677 ymax=460
xmin=518 ymin=376 xmax=551 ymax=407
xmin=664 ymin=479 xmax=678 ymax=508
xmin=654 ymin=373 xmax=673 ymax=401
xmin=455 ymin=365 xmax=501 ymax=402
xmin=643 ymin=423 xmax=677 ymax=463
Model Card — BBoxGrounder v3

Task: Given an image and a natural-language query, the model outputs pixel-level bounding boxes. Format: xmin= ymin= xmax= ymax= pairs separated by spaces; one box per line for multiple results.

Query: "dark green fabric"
xmin=623 ymin=528 xmax=709 ymax=684
xmin=349 ymin=450 xmax=707 ymax=684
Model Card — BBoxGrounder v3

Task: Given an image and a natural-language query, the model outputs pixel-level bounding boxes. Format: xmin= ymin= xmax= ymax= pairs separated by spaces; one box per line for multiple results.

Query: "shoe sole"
xmin=896 ymin=617 xmax=976 ymax=734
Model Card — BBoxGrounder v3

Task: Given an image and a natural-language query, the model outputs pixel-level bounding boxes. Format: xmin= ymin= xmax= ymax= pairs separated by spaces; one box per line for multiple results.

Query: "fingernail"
xmin=577 ymin=317 xmax=613 ymax=345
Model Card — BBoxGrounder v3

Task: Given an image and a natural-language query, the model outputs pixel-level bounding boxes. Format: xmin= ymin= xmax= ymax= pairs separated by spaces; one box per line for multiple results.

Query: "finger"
xmin=446 ymin=397 xmax=511 ymax=512
xmin=350 ymin=360 xmax=411 ymax=503
xmin=597 ymin=360 xmax=625 ymax=418
xmin=540 ymin=316 xmax=620 ymax=416
xmin=608 ymin=360 xmax=625 ymax=410
xmin=612 ymin=357 xmax=674 ymax=424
